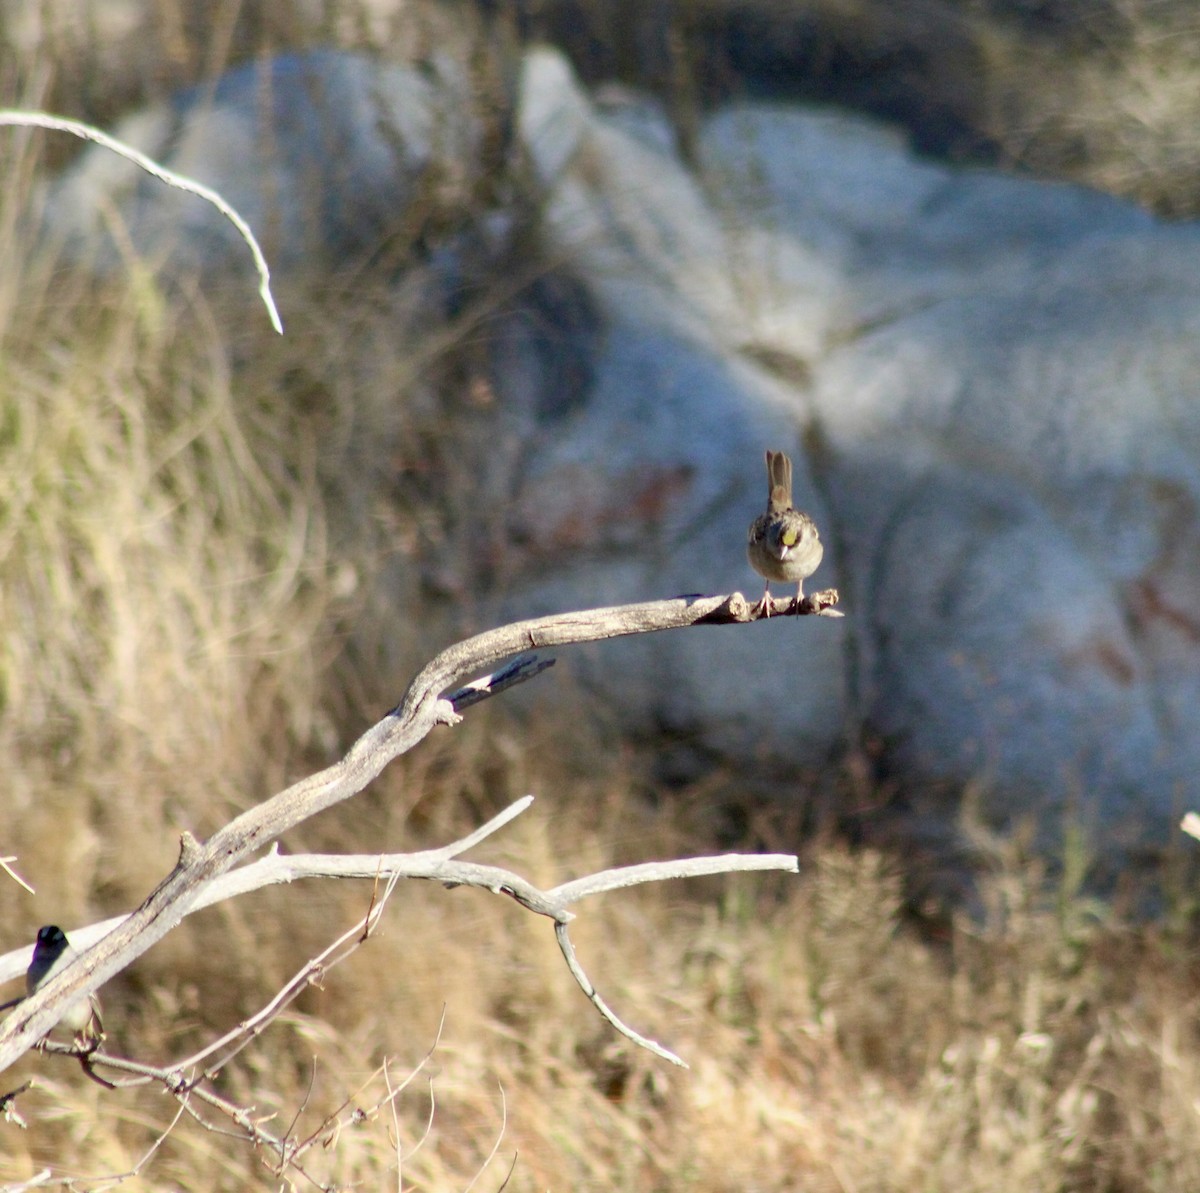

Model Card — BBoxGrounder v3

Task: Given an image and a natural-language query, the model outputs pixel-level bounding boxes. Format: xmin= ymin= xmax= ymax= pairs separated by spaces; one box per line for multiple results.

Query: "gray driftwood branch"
xmin=0 ymin=589 xmax=835 ymax=1071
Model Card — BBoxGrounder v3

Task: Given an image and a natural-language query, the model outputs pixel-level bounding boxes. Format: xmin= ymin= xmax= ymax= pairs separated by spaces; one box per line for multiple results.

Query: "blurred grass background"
xmin=3 ymin=1 xmax=1200 ymax=1188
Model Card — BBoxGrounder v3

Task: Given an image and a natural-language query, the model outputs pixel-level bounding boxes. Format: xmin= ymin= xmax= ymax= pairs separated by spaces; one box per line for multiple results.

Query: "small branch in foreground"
xmin=0 ymin=798 xmax=538 ymax=990
xmin=555 ymin=923 xmax=683 ymax=1065
xmin=1 ymin=797 xmax=799 ymax=1076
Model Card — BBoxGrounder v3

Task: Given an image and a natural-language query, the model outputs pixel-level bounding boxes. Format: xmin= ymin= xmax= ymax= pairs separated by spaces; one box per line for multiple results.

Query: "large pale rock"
xmin=515 ymin=48 xmax=1200 ymax=841
xmin=696 ymin=102 xmax=1200 ymax=841
xmin=42 ymin=45 xmax=1200 ymax=847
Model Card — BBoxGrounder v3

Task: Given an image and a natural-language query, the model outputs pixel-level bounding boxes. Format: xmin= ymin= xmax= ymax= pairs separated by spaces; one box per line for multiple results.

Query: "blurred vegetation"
xmin=6 ymin=0 xmax=1200 ymax=212
xmin=502 ymin=0 xmax=1200 ymax=216
xmin=3 ymin=0 xmax=1200 ymax=1187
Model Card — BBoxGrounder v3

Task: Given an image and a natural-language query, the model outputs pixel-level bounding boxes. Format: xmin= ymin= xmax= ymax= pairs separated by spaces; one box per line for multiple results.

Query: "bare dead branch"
xmin=2 ymin=813 xmax=797 ymax=1082
xmin=0 ymin=590 xmax=833 ymax=1070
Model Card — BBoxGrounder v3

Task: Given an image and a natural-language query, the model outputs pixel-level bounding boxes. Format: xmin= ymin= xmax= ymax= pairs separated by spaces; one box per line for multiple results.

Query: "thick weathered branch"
xmin=0 ymin=590 xmax=835 ymax=1070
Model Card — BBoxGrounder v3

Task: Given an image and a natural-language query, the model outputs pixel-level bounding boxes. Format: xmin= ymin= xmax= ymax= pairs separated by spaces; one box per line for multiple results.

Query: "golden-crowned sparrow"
xmin=747 ymin=449 xmax=823 ymax=616
xmin=26 ymin=924 xmax=103 ymax=1038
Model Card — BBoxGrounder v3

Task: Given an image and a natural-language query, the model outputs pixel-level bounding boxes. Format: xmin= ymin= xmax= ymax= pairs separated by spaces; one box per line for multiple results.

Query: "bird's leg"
xmin=792 ymin=579 xmax=805 ymax=612
xmin=754 ymin=582 xmax=774 ymax=618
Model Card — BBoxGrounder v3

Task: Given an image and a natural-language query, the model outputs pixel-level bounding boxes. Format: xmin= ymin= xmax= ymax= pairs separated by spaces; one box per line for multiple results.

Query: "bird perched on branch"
xmin=747 ymin=449 xmax=823 ymax=617
xmin=26 ymin=924 xmax=103 ymax=1039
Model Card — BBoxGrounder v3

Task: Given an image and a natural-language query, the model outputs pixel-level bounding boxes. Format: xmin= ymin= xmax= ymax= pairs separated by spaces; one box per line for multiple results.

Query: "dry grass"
xmin=7 ymin=739 xmax=1200 ymax=1190
xmin=4 ymin=2 xmax=1200 ymax=1189
xmin=950 ymin=0 xmax=1200 ymax=217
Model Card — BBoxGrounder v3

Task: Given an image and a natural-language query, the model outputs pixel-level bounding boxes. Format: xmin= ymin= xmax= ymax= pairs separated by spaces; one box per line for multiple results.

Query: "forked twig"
xmin=1 ymin=592 xmax=832 ymax=1071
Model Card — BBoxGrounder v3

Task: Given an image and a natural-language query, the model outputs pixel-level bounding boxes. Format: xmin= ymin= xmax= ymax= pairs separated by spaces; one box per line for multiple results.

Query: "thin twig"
xmin=175 ymin=877 xmax=399 ymax=1073
xmin=290 ymin=1018 xmax=444 ymax=1171
xmin=463 ymin=1083 xmax=508 ymax=1193
xmin=550 ymin=853 xmax=800 ymax=904
xmin=71 ymin=1097 xmax=190 ymax=1191
xmin=0 ymin=856 xmax=35 ymax=895
xmin=0 ymin=109 xmax=283 ymax=334
xmin=555 ymin=923 xmax=685 ymax=1067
